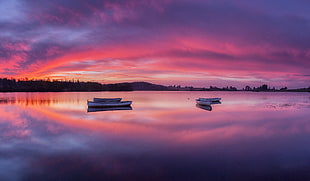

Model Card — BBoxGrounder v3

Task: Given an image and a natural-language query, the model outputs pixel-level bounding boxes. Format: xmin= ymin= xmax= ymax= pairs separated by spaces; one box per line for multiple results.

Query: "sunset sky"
xmin=0 ymin=0 xmax=309 ymax=88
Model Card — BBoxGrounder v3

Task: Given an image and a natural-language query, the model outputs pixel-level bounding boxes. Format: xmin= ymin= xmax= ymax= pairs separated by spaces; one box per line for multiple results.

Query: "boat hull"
xmin=196 ymin=98 xmax=221 ymax=102
xmin=88 ymin=101 xmax=132 ymax=107
xmin=196 ymin=100 xmax=212 ymax=106
xmin=93 ymin=98 xmax=122 ymax=102
xmin=87 ymin=106 xmax=132 ymax=112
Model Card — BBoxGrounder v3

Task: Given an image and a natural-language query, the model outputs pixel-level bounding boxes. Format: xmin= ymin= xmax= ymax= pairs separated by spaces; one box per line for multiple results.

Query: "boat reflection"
xmin=87 ymin=106 xmax=132 ymax=112
xmin=196 ymin=104 xmax=212 ymax=111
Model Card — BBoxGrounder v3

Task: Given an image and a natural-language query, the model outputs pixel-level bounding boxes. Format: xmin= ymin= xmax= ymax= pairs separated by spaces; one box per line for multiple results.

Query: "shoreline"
xmin=1 ymin=90 xmax=309 ymax=93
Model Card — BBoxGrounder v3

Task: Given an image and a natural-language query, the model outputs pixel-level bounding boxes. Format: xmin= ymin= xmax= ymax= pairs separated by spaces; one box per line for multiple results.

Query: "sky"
xmin=0 ymin=0 xmax=309 ymax=88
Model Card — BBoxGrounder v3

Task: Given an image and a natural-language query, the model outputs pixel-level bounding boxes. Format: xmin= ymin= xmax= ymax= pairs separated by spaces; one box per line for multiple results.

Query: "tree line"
xmin=0 ymin=78 xmax=309 ymax=92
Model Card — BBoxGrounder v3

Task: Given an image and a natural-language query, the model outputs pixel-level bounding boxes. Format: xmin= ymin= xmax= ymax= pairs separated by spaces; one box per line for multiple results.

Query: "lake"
xmin=0 ymin=91 xmax=309 ymax=181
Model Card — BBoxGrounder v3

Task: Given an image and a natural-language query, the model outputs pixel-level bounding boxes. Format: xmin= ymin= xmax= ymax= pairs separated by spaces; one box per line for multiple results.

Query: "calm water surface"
xmin=0 ymin=91 xmax=309 ymax=181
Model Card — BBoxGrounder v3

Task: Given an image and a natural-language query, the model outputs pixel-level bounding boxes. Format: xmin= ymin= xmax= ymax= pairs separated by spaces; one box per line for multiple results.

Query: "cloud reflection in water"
xmin=0 ymin=92 xmax=309 ymax=181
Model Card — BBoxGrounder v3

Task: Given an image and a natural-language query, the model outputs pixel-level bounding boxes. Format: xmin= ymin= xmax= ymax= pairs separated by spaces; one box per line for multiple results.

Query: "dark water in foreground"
xmin=0 ymin=91 xmax=309 ymax=181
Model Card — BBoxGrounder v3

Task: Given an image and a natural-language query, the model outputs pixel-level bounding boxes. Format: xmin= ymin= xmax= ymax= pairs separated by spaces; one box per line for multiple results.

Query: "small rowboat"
xmin=87 ymin=106 xmax=132 ymax=112
xmin=196 ymin=100 xmax=212 ymax=106
xmin=196 ymin=97 xmax=221 ymax=106
xmin=87 ymin=101 xmax=132 ymax=107
xmin=93 ymin=98 xmax=122 ymax=102
xmin=196 ymin=98 xmax=221 ymax=102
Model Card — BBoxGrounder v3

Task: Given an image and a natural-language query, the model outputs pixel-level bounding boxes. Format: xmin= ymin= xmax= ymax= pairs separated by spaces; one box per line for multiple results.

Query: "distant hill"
xmin=130 ymin=82 xmax=169 ymax=90
xmin=103 ymin=82 xmax=169 ymax=91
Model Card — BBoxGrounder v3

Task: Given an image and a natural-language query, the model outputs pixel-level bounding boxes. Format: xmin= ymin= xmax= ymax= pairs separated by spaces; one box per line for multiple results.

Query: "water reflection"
xmin=87 ymin=106 xmax=133 ymax=112
xmin=0 ymin=92 xmax=309 ymax=181
xmin=0 ymin=98 xmax=60 ymax=106
xmin=196 ymin=104 xmax=212 ymax=111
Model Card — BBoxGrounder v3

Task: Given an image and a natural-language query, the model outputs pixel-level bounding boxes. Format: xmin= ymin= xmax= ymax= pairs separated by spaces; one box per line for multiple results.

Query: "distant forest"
xmin=0 ymin=78 xmax=309 ymax=92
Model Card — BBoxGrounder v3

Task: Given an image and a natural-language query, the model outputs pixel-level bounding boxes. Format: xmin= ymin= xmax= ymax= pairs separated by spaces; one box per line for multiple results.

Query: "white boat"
xmin=93 ymin=98 xmax=122 ymax=102
xmin=196 ymin=100 xmax=212 ymax=106
xmin=87 ymin=106 xmax=132 ymax=112
xmin=196 ymin=98 xmax=221 ymax=102
xmin=87 ymin=101 xmax=132 ymax=107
